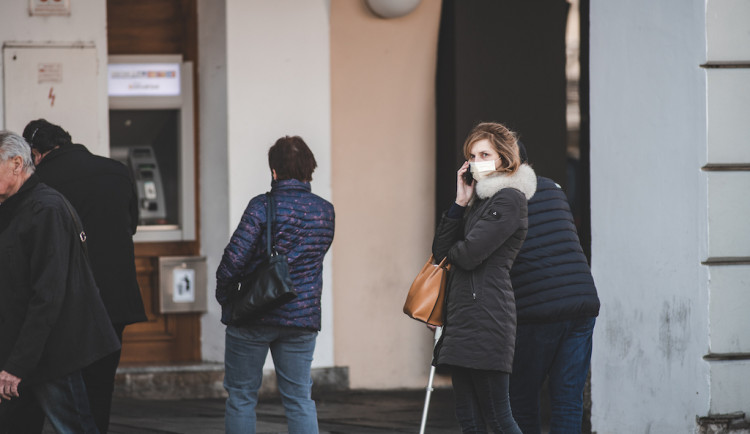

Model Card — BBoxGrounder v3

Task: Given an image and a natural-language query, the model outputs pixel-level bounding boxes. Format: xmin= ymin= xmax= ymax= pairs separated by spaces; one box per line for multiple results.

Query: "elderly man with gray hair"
xmin=0 ymin=131 xmax=120 ymax=433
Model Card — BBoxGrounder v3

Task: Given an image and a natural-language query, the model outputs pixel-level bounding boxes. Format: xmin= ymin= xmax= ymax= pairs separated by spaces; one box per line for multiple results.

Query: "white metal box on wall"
xmin=3 ymin=44 xmax=100 ymax=147
xmin=158 ymin=256 xmax=208 ymax=314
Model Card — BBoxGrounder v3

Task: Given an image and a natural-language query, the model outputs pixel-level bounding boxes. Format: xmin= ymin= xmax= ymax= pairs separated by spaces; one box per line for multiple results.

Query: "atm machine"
xmin=108 ymin=55 xmax=205 ymax=314
xmin=108 ymin=55 xmax=195 ymax=241
xmin=110 ymin=145 xmax=168 ymax=224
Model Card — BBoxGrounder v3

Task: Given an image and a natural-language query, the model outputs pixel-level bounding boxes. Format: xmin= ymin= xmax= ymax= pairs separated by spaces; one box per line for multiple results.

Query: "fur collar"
xmin=474 ymin=164 xmax=537 ymax=201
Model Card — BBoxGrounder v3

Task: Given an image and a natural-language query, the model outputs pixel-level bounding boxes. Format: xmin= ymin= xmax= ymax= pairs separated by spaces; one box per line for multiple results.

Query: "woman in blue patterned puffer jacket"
xmin=216 ymin=136 xmax=334 ymax=434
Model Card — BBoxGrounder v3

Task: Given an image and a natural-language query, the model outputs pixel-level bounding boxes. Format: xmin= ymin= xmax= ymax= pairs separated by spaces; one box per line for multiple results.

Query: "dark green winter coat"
xmin=432 ymin=164 xmax=536 ymax=373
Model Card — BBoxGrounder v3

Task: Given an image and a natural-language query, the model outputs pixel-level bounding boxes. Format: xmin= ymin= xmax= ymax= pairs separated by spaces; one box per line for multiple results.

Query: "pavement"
xmin=63 ymin=388 xmax=462 ymax=433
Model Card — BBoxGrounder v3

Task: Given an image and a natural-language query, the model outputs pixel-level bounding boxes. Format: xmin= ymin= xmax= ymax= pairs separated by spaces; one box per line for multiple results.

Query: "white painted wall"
xmin=706 ymin=0 xmax=750 ymax=62
xmin=222 ymin=0 xmax=334 ymax=368
xmin=0 ymin=1 xmax=109 ymax=154
xmin=589 ymin=1 xmax=710 ymax=432
xmin=706 ymin=69 xmax=750 ymax=164
xmin=198 ymin=0 xmax=230 ymax=362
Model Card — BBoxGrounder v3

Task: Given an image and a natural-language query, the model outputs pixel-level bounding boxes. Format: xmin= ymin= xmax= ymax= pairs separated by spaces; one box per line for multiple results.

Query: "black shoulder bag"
xmin=230 ymin=193 xmax=297 ymax=325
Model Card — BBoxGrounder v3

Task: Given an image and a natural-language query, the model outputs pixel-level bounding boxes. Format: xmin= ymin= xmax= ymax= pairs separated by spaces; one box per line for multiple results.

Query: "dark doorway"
xmin=436 ymin=0 xmax=569 ymax=221
xmin=435 ymin=0 xmax=592 ymax=431
xmin=435 ymin=0 xmax=590 ymax=256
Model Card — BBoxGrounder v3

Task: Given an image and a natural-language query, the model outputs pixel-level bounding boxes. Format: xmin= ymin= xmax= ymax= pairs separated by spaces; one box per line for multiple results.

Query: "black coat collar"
xmin=36 ymin=144 xmax=90 ymax=169
xmin=0 ymin=174 xmax=40 ymax=231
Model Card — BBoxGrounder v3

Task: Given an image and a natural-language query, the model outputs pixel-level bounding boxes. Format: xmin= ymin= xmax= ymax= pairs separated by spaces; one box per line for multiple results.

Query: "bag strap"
xmin=266 ymin=192 xmax=276 ymax=257
xmin=431 ymin=254 xmax=448 ymax=268
xmin=60 ymin=197 xmax=90 ymax=260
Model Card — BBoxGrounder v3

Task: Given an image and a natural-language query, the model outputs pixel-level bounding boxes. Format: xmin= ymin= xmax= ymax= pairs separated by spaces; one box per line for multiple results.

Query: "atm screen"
xmin=110 ymin=109 xmax=180 ymax=227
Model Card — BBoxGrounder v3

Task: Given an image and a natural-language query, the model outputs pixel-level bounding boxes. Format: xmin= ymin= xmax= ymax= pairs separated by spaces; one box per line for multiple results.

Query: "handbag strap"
xmin=60 ymin=197 xmax=90 ymax=260
xmin=266 ymin=192 xmax=276 ymax=257
xmin=431 ymin=254 xmax=448 ymax=267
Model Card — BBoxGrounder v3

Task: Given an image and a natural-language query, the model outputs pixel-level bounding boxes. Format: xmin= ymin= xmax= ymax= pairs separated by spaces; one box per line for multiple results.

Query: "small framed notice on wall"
xmin=30 ymin=0 xmax=71 ymax=16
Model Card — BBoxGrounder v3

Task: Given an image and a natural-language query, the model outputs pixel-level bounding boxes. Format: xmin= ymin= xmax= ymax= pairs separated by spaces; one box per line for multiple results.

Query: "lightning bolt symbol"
xmin=48 ymin=87 xmax=56 ymax=107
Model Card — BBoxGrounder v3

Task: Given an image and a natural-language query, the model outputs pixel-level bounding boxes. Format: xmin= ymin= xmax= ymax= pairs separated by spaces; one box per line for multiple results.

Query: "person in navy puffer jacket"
xmin=216 ymin=136 xmax=334 ymax=434
xmin=508 ymin=141 xmax=600 ymax=434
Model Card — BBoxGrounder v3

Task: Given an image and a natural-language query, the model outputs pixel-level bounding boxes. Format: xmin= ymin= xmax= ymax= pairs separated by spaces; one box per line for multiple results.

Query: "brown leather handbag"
xmin=403 ymin=255 xmax=450 ymax=326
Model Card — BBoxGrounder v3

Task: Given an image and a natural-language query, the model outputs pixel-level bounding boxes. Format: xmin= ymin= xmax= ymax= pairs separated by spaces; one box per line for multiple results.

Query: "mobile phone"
xmin=462 ymin=166 xmax=474 ymax=185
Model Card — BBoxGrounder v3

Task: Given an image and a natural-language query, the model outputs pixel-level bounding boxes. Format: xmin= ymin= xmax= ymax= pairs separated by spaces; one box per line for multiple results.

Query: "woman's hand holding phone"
xmin=462 ymin=166 xmax=474 ymax=185
xmin=456 ymin=161 xmax=474 ymax=207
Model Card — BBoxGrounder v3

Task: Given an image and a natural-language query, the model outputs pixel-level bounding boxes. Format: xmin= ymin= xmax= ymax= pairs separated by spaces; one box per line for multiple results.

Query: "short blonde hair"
xmin=462 ymin=122 xmax=520 ymax=174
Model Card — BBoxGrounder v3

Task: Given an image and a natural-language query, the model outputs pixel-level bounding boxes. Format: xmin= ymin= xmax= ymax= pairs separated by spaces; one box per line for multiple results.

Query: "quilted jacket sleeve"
xmin=215 ymin=195 xmax=265 ymax=306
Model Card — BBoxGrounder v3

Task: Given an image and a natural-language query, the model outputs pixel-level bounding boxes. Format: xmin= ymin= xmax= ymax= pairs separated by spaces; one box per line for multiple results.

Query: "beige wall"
xmin=330 ymin=0 xmax=444 ymax=389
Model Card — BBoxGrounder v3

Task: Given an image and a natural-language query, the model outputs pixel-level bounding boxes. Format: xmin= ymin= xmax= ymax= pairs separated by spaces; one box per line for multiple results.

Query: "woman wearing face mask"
xmin=432 ymin=122 xmax=536 ymax=433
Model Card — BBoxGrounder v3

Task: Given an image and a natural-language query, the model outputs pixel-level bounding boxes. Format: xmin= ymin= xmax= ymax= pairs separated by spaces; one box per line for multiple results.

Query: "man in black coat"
xmin=0 ymin=131 xmax=121 ymax=433
xmin=508 ymin=141 xmax=600 ymax=434
xmin=22 ymin=119 xmax=147 ymax=434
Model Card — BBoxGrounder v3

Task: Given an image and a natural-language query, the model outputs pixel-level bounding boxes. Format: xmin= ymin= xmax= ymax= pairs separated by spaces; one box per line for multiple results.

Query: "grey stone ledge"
xmin=117 ymin=362 xmax=225 ymax=375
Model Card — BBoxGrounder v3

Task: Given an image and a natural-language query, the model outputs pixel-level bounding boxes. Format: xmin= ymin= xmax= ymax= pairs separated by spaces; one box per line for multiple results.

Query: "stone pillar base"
xmin=698 ymin=412 xmax=750 ymax=434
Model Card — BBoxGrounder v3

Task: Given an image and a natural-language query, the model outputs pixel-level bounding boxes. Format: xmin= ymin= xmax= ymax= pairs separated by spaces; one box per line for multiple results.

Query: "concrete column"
xmin=207 ymin=0 xmax=334 ymax=368
xmin=590 ymin=0 xmax=710 ymax=431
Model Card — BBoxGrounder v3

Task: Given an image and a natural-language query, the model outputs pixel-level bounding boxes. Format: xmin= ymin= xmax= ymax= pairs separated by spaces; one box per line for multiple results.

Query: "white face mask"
xmin=470 ymin=159 xmax=499 ymax=181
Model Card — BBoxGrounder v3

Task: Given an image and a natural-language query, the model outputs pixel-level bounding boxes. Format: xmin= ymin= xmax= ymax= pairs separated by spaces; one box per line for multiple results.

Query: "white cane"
xmin=419 ymin=325 xmax=443 ymax=434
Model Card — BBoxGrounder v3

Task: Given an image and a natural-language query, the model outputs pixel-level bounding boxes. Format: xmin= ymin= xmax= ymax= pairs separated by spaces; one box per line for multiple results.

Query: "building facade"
xmin=1 ymin=0 xmax=748 ymax=431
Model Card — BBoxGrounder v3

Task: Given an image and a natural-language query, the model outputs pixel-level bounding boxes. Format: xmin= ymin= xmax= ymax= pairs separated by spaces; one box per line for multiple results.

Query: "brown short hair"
xmin=268 ymin=136 xmax=317 ymax=182
xmin=462 ymin=122 xmax=521 ymax=174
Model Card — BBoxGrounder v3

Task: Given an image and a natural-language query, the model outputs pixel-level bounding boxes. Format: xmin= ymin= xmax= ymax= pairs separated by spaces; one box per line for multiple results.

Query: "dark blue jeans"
xmin=3 ymin=324 xmax=124 ymax=434
xmin=452 ymin=367 xmax=523 ymax=434
xmin=224 ymin=325 xmax=319 ymax=434
xmin=81 ymin=323 xmax=125 ymax=434
xmin=0 ymin=370 xmax=98 ymax=434
xmin=509 ymin=317 xmax=596 ymax=434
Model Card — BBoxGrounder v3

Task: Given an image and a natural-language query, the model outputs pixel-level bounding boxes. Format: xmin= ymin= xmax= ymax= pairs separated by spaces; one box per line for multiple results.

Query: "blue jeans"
xmin=452 ymin=367 xmax=523 ymax=434
xmin=509 ymin=317 xmax=596 ymax=434
xmin=4 ymin=325 xmax=124 ymax=434
xmin=0 ymin=370 xmax=98 ymax=434
xmin=224 ymin=325 xmax=318 ymax=434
